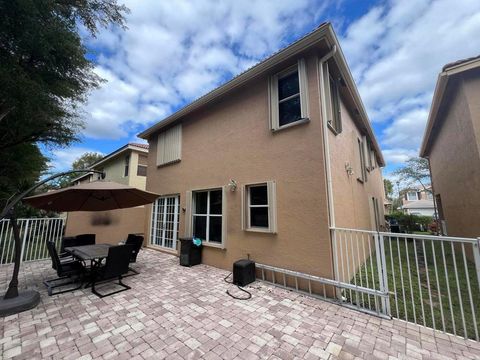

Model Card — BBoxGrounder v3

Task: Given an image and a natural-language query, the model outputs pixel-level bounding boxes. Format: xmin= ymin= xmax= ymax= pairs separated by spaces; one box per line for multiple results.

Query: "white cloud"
xmin=382 ymin=108 xmax=429 ymax=149
xmin=47 ymin=147 xmax=104 ymax=172
xmin=341 ymin=0 xmax=480 ymax=168
xmin=80 ymin=0 xmax=323 ymax=140
xmin=382 ymin=148 xmax=419 ymax=165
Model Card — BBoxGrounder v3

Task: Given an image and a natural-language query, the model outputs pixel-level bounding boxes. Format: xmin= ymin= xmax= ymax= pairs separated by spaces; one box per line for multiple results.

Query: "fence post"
xmin=330 ymin=228 xmax=341 ymax=299
xmin=474 ymin=238 xmax=480 ymax=292
xmin=19 ymin=219 xmax=29 ymax=263
xmin=374 ymin=232 xmax=389 ymax=316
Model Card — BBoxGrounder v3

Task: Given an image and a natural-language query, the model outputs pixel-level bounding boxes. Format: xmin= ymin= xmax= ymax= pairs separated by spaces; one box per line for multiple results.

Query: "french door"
xmin=150 ymin=195 xmax=179 ymax=249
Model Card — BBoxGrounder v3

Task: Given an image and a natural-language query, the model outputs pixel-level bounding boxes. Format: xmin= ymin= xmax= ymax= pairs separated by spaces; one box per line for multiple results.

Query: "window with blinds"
xmin=156 ymin=124 xmax=182 ymax=166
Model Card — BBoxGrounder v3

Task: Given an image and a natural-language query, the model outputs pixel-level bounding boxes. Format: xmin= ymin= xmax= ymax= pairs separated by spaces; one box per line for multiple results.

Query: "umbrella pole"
xmin=4 ymin=211 xmax=21 ymax=299
xmin=0 ymin=169 xmax=104 ymax=317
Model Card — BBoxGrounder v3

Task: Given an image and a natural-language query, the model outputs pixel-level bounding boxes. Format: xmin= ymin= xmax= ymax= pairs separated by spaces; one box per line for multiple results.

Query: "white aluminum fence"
xmin=331 ymin=227 xmax=480 ymax=341
xmin=0 ymin=218 xmax=65 ymax=265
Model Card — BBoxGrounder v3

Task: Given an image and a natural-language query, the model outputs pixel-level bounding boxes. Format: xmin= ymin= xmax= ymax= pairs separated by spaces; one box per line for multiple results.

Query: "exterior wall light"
xmin=228 ymin=179 xmax=238 ymax=192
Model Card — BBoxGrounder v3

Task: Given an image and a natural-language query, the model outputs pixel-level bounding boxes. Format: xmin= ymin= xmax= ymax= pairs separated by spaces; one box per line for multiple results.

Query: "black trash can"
xmin=179 ymin=237 xmax=202 ymax=267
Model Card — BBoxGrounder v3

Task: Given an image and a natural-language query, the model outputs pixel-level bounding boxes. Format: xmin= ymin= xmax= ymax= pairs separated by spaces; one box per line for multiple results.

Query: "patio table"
xmin=64 ymin=244 xmax=113 ymax=288
xmin=65 ymin=244 xmax=112 ymax=261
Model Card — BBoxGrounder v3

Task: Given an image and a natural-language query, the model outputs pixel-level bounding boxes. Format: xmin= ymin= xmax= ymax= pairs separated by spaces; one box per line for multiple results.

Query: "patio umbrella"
xmin=23 ymin=181 xmax=160 ymax=212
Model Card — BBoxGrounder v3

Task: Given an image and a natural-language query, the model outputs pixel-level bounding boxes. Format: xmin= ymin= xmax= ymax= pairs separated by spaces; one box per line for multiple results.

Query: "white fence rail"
xmin=0 ymin=218 xmax=65 ymax=265
xmin=331 ymin=227 xmax=480 ymax=341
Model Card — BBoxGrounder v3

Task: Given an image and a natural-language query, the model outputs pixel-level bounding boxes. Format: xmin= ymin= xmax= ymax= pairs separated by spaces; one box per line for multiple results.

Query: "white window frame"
xmin=357 ymin=138 xmax=367 ymax=183
xmin=186 ymin=187 xmax=227 ymax=248
xmin=406 ymin=191 xmax=419 ymax=201
xmin=242 ymin=181 xmax=277 ymax=233
xmin=124 ymin=154 xmax=130 ymax=177
xmin=269 ymin=58 xmax=309 ymax=131
xmin=323 ymin=61 xmax=342 ymax=135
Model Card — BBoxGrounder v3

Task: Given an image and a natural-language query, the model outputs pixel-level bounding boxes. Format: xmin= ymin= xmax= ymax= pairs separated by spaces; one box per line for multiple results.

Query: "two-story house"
xmin=65 ymin=143 xmax=149 ymax=244
xmin=139 ymin=23 xmax=386 ymax=280
xmin=420 ymin=55 xmax=480 ymax=237
xmin=399 ymin=186 xmax=435 ymax=216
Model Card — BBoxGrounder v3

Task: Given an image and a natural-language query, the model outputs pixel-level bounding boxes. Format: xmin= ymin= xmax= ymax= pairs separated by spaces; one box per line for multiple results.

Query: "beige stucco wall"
xmin=98 ymin=156 xmax=129 ymax=185
xmin=428 ymin=70 xmax=480 ymax=238
xmin=145 ymin=52 xmax=334 ymax=279
xmin=329 ymin=98 xmax=385 ymax=231
xmin=64 ymin=207 xmax=146 ymax=245
xmin=144 ymin=50 xmax=385 ymax=282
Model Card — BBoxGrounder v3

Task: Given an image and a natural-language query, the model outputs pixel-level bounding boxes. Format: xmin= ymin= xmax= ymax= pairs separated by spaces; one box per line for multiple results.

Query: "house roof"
xmin=401 ymin=199 xmax=434 ymax=209
xmin=138 ymin=22 xmax=385 ymax=167
xmin=420 ymin=56 xmax=480 ymax=157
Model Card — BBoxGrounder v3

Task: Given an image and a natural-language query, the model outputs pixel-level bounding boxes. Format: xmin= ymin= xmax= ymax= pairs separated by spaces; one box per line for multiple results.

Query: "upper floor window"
xmin=269 ymin=59 xmax=309 ymax=131
xmin=157 ymin=124 xmax=182 ymax=166
xmin=406 ymin=191 xmax=418 ymax=201
xmin=124 ymin=155 xmax=130 ymax=177
xmin=137 ymin=154 xmax=148 ymax=177
xmin=322 ymin=61 xmax=342 ymax=134
xmin=357 ymin=138 xmax=367 ymax=183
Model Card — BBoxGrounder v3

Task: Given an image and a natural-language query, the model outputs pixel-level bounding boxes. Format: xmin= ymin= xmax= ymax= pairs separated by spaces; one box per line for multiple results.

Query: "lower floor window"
xmin=192 ymin=189 xmax=223 ymax=244
xmin=244 ymin=181 xmax=277 ymax=233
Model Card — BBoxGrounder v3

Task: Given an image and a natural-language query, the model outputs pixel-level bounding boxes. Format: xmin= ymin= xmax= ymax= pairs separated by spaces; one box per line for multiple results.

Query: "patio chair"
xmin=91 ymin=245 xmax=132 ymax=298
xmin=123 ymin=234 xmax=143 ymax=275
xmin=74 ymin=233 xmax=96 ymax=246
xmin=59 ymin=236 xmax=77 ymax=260
xmin=44 ymin=241 xmax=85 ymax=296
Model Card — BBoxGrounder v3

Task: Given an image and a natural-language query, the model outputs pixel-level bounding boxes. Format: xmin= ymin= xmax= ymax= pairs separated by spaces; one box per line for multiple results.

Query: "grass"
xmin=347 ymin=237 xmax=480 ymax=340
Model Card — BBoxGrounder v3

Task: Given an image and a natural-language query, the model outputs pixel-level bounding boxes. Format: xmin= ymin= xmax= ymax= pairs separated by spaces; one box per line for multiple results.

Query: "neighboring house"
xmin=399 ymin=186 xmax=435 ymax=216
xmin=71 ymin=143 xmax=149 ymax=189
xmin=420 ymin=55 xmax=480 ymax=237
xmin=138 ymin=23 xmax=386 ymax=280
xmin=65 ymin=143 xmax=149 ymax=244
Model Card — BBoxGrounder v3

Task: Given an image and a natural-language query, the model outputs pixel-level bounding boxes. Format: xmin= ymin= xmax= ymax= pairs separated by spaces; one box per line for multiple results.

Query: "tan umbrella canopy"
xmin=23 ymin=181 xmax=160 ymax=212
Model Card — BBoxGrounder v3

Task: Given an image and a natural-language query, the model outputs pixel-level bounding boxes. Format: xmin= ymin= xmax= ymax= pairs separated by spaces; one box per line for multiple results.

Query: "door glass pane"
xmin=209 ymin=216 xmax=222 ymax=243
xmin=279 ymin=96 xmax=301 ymax=126
xmin=250 ymin=207 xmax=269 ymax=228
xmin=278 ymin=71 xmax=299 ymax=100
xmin=193 ymin=215 xmax=207 ymax=240
xmin=209 ymin=190 xmax=222 ymax=214
xmin=249 ymin=185 xmax=267 ymax=205
xmin=194 ymin=192 xmax=208 ymax=214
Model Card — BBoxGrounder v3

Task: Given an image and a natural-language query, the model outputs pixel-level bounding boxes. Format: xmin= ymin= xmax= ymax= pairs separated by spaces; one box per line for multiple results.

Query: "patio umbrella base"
xmin=0 ymin=290 xmax=40 ymax=317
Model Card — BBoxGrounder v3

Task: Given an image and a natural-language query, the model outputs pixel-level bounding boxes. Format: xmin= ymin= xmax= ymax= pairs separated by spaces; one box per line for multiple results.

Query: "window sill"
xmin=244 ymin=227 xmax=276 ymax=234
xmin=201 ymin=241 xmax=225 ymax=250
xmin=272 ymin=118 xmax=310 ymax=133
xmin=157 ymin=159 xmax=181 ymax=168
xmin=327 ymin=122 xmax=340 ymax=135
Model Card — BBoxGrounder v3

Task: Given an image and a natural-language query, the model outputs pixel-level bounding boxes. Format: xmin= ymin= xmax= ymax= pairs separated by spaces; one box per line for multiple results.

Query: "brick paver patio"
xmin=1 ymin=249 xmax=479 ymax=359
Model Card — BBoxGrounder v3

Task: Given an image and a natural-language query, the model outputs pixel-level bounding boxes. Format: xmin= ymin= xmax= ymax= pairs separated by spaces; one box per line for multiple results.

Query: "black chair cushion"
xmin=125 ymin=234 xmax=143 ymax=262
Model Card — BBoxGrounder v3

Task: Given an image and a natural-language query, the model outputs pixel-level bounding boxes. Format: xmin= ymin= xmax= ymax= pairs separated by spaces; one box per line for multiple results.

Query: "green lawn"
xmin=347 ymin=238 xmax=480 ymax=340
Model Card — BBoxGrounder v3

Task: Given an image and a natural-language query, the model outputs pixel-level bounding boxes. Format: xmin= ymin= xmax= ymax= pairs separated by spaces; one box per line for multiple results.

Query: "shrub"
xmin=385 ymin=211 xmax=433 ymax=233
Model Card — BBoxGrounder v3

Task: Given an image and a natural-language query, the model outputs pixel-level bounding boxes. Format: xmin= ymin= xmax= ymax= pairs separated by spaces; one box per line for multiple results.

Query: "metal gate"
xmin=331 ymin=227 xmax=480 ymax=341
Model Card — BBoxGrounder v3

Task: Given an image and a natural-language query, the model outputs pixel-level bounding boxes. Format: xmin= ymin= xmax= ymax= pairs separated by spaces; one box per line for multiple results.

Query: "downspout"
xmin=318 ymin=45 xmax=337 ymax=228
xmin=425 ymin=156 xmax=442 ymax=235
xmin=317 ymin=45 xmax=339 ymax=290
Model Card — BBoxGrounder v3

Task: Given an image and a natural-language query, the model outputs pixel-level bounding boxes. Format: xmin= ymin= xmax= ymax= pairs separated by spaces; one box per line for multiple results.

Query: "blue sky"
xmin=45 ymin=0 xmax=480 ymax=178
